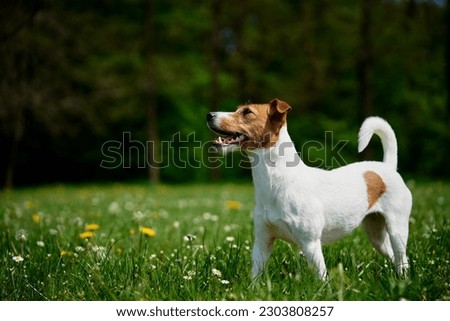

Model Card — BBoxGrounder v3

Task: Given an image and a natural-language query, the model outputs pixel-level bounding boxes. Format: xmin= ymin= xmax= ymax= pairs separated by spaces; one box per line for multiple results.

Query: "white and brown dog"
xmin=207 ymin=99 xmax=412 ymax=279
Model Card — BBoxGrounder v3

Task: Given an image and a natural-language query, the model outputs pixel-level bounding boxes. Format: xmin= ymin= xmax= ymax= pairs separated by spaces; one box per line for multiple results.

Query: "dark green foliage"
xmin=0 ymin=0 xmax=448 ymax=186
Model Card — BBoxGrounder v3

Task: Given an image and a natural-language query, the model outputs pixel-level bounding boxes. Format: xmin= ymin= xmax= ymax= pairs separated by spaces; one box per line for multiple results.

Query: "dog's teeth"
xmin=215 ymin=133 xmax=245 ymax=145
xmin=234 ymin=134 xmax=244 ymax=142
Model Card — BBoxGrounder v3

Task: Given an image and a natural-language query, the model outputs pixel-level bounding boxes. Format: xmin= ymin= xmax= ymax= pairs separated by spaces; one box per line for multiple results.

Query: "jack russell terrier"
xmin=207 ymin=99 xmax=412 ymax=279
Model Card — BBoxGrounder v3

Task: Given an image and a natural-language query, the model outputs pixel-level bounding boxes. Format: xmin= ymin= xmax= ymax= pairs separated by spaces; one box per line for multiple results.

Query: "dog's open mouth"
xmin=212 ymin=130 xmax=248 ymax=146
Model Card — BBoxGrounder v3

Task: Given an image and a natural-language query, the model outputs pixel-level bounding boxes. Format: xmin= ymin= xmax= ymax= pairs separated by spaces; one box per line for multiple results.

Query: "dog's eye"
xmin=243 ymin=108 xmax=253 ymax=116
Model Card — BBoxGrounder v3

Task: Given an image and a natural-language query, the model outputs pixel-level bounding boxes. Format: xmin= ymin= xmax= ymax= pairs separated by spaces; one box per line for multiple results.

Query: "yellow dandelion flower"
xmin=79 ymin=231 xmax=94 ymax=239
xmin=85 ymin=223 xmax=100 ymax=231
xmin=225 ymin=200 xmax=241 ymax=210
xmin=139 ymin=226 xmax=156 ymax=237
xmin=32 ymin=214 xmax=41 ymax=224
xmin=60 ymin=250 xmax=70 ymax=256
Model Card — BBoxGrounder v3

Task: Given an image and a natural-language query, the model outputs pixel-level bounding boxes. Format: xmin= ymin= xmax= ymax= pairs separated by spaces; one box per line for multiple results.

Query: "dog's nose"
xmin=207 ymin=112 xmax=215 ymax=122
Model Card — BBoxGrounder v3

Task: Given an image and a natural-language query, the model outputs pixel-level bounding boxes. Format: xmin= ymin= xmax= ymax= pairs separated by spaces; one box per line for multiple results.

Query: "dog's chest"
xmin=251 ymin=150 xmax=304 ymax=243
xmin=255 ymin=184 xmax=299 ymax=244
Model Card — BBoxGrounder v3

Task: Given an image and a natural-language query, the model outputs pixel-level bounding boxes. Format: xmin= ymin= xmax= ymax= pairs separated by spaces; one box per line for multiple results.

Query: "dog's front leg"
xmin=252 ymin=208 xmax=274 ymax=278
xmin=301 ymin=239 xmax=327 ymax=280
xmin=252 ymin=235 xmax=273 ymax=278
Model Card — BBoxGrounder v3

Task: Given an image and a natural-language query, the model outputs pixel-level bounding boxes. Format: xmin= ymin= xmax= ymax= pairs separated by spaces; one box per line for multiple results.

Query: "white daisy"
xmin=212 ymin=268 xmax=222 ymax=277
xmin=12 ymin=256 xmax=24 ymax=263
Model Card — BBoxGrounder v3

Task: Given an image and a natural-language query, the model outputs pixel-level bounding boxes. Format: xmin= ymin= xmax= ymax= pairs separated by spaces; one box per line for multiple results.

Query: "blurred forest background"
xmin=0 ymin=0 xmax=449 ymax=188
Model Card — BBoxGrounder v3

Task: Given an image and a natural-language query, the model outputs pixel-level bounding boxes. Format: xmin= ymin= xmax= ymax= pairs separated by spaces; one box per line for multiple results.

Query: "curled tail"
xmin=358 ymin=116 xmax=398 ymax=170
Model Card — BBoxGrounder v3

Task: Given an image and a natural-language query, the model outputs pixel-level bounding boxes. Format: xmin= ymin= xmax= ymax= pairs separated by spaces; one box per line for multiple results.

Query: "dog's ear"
xmin=269 ymin=99 xmax=292 ymax=116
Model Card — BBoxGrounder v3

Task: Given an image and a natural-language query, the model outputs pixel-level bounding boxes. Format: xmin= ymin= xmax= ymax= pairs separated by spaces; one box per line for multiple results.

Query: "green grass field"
xmin=0 ymin=181 xmax=448 ymax=301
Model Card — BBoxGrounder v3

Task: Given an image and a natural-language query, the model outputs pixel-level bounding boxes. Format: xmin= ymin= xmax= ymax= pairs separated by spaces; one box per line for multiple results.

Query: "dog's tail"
xmin=358 ymin=116 xmax=398 ymax=170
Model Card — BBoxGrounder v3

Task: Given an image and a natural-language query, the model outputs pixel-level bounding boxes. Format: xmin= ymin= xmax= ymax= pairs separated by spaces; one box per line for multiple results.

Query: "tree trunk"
xmin=446 ymin=0 xmax=450 ymax=124
xmin=232 ymin=5 xmax=250 ymax=103
xmin=305 ymin=0 xmax=327 ymax=113
xmin=406 ymin=0 xmax=416 ymax=20
xmin=358 ymin=0 xmax=373 ymax=120
xmin=445 ymin=0 xmax=450 ymax=178
xmin=142 ymin=0 xmax=160 ymax=184
xmin=2 ymin=2 xmax=39 ymax=189
xmin=5 ymin=106 xmax=24 ymax=189
xmin=209 ymin=0 xmax=221 ymax=181
xmin=357 ymin=0 xmax=373 ymax=160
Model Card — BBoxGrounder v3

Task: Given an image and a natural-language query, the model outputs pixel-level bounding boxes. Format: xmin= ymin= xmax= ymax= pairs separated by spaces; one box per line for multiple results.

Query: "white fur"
xmin=358 ymin=116 xmax=398 ymax=170
xmin=245 ymin=119 xmax=412 ymax=279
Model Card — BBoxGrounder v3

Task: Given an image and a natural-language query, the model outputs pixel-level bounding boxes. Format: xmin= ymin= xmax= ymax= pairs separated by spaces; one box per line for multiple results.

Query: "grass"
xmin=0 ymin=180 xmax=448 ymax=301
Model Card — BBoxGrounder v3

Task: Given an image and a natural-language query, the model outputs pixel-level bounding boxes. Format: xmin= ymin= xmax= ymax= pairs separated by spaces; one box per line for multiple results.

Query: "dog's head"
xmin=206 ymin=98 xmax=292 ymax=153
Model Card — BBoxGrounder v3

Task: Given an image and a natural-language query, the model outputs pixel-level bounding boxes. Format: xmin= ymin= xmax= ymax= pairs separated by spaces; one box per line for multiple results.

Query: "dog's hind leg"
xmin=386 ymin=214 xmax=410 ymax=274
xmin=368 ymin=208 xmax=410 ymax=275
xmin=362 ymin=213 xmax=395 ymax=260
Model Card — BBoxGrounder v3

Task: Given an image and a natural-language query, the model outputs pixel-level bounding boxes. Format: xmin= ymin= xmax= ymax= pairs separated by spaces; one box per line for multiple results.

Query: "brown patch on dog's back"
xmin=364 ymin=171 xmax=387 ymax=209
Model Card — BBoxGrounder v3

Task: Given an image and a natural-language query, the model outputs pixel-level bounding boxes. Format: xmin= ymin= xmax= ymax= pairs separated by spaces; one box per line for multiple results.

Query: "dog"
xmin=207 ymin=99 xmax=412 ymax=279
